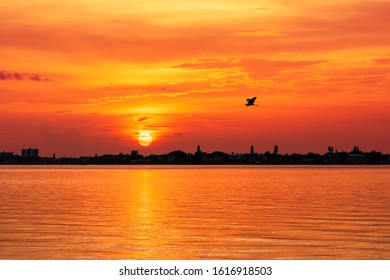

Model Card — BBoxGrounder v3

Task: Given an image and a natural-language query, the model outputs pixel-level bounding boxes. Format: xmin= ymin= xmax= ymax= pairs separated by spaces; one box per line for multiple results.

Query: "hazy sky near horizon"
xmin=1 ymin=0 xmax=389 ymax=156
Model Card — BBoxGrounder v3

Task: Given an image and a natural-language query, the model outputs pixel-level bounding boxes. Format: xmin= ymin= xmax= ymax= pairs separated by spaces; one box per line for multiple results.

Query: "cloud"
xmin=373 ymin=56 xmax=390 ymax=65
xmin=0 ymin=70 xmax=51 ymax=82
xmin=172 ymin=57 xmax=324 ymax=79
xmin=87 ymin=87 xmax=229 ymax=105
xmin=172 ymin=58 xmax=233 ymax=70
xmin=1 ymin=1 xmax=389 ymax=66
xmin=137 ymin=116 xmax=152 ymax=122
xmin=232 ymin=31 xmax=286 ymax=37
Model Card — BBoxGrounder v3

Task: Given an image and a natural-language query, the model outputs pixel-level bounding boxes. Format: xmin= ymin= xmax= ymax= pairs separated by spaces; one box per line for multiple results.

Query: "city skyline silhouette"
xmin=1 ymin=144 xmax=389 ymax=165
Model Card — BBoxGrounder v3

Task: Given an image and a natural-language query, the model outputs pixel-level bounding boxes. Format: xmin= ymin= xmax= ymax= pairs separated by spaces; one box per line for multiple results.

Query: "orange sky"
xmin=1 ymin=0 xmax=389 ymax=156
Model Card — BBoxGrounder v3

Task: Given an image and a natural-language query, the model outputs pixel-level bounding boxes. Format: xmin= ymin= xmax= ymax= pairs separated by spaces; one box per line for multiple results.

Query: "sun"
xmin=138 ymin=132 xmax=153 ymax=146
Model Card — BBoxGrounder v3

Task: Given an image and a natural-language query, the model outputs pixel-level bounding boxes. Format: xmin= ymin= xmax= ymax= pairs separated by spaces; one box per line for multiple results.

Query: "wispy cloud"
xmin=87 ymin=87 xmax=230 ymax=105
xmin=232 ymin=31 xmax=286 ymax=37
xmin=0 ymin=70 xmax=51 ymax=82
xmin=373 ymin=55 xmax=390 ymax=65
xmin=137 ymin=116 xmax=152 ymax=122
xmin=173 ymin=58 xmax=323 ymax=75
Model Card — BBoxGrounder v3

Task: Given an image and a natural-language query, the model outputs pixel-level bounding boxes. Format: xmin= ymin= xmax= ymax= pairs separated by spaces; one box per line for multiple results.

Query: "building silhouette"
xmin=273 ymin=145 xmax=279 ymax=155
xmin=0 ymin=151 xmax=13 ymax=157
xmin=21 ymin=148 xmax=39 ymax=158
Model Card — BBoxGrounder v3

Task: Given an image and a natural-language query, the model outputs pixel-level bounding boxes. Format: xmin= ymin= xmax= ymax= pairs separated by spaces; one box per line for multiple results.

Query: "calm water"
xmin=0 ymin=165 xmax=389 ymax=260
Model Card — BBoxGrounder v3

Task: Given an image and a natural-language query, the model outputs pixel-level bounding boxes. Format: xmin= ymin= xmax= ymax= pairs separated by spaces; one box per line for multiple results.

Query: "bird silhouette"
xmin=245 ymin=97 xmax=257 ymax=106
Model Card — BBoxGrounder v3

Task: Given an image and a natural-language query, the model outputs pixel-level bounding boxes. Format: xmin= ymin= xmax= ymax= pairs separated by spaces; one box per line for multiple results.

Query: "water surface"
xmin=1 ymin=165 xmax=389 ymax=259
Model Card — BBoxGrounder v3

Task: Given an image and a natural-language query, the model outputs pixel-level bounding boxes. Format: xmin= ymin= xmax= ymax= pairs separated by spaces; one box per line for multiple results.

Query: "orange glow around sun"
xmin=1 ymin=0 xmax=389 ymax=156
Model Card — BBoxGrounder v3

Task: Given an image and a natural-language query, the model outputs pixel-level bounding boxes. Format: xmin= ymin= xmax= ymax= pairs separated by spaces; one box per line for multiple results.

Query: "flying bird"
xmin=245 ymin=97 xmax=257 ymax=106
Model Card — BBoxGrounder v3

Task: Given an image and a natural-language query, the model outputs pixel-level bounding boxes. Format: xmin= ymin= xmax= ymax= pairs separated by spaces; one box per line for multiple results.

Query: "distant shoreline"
xmin=2 ymin=147 xmax=390 ymax=165
xmin=3 ymin=150 xmax=389 ymax=165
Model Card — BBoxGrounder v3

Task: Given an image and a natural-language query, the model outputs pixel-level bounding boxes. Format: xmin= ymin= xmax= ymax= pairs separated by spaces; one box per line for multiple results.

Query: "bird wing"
xmin=249 ymin=97 xmax=256 ymax=104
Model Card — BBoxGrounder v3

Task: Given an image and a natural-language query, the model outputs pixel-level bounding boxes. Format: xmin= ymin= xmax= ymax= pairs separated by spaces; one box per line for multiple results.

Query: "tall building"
xmin=273 ymin=145 xmax=279 ymax=155
xmin=21 ymin=148 xmax=39 ymax=158
xmin=0 ymin=152 xmax=13 ymax=157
